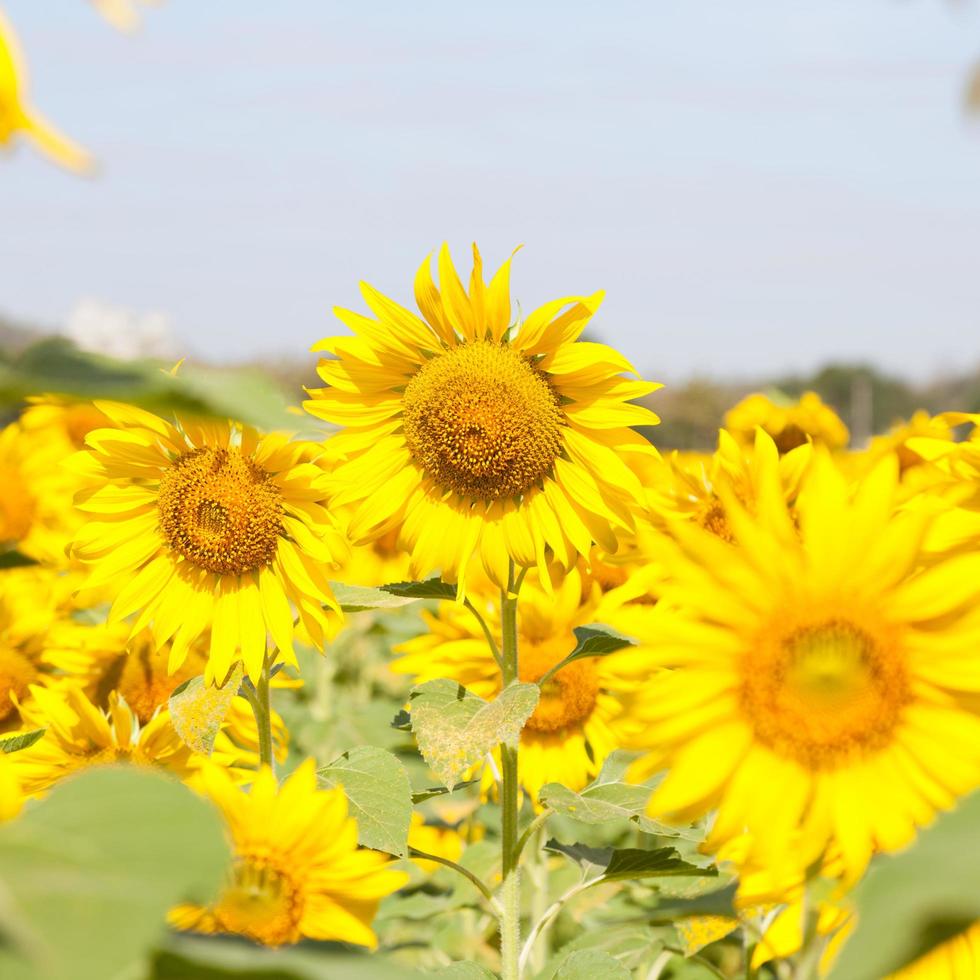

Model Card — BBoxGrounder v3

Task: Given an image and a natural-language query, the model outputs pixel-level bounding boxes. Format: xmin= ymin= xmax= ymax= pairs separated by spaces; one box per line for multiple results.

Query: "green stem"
xmin=513 ymin=808 xmax=552 ymax=865
xmin=499 ymin=561 xmax=522 ymax=980
xmin=408 ymin=847 xmax=503 ymax=916
xmin=249 ymin=655 xmax=275 ymax=773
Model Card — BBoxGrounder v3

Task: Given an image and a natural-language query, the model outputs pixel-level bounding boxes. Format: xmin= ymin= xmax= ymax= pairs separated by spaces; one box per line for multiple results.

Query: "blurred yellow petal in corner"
xmin=68 ymin=403 xmax=349 ymax=685
xmin=170 ymin=759 xmax=408 ymax=947
xmin=630 ymin=447 xmax=980 ymax=885
xmin=305 ymin=244 xmax=662 ymax=593
xmin=0 ymin=10 xmax=93 ymax=174
xmin=889 ymin=922 xmax=980 ymax=978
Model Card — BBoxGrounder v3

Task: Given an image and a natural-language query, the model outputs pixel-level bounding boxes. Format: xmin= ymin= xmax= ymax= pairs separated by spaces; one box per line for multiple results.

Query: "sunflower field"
xmin=5 ymin=8 xmax=980 ymax=980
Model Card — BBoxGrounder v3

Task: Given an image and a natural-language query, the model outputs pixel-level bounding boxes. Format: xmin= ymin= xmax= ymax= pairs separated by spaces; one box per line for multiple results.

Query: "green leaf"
xmin=168 ymin=666 xmax=243 ymax=756
xmin=0 ymin=551 xmax=38 ymax=570
xmin=829 ymin=790 xmax=980 ymax=980
xmin=538 ymin=924 xmax=662 ymax=979
xmin=538 ymin=626 xmax=635 ymax=686
xmin=391 ymin=708 xmax=413 ymax=731
xmin=602 ymin=847 xmax=717 ymax=883
xmin=554 ymin=950 xmax=631 ymax=979
xmin=381 ymin=578 xmax=458 ymax=601
xmin=545 ymin=840 xmax=716 ymax=884
xmin=0 ymin=339 xmax=293 ymax=429
xmin=646 ymin=882 xmax=739 ymax=923
xmin=331 ymin=583 xmax=420 ymax=613
xmin=151 ymin=932 xmax=423 ymax=979
xmin=317 ymin=746 xmax=412 ymax=857
xmin=0 ymin=730 xmax=45 ymax=754
xmin=432 ymin=963 xmax=497 ymax=979
xmin=410 ymin=679 xmax=539 ymax=788
xmin=0 ymin=766 xmax=229 ymax=980
xmin=539 ymin=781 xmax=680 ymax=837
xmin=411 ymin=779 xmax=480 ymax=805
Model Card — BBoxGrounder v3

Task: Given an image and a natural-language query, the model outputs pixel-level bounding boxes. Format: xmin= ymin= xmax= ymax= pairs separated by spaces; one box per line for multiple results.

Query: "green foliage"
xmin=545 ymin=839 xmax=716 ymax=886
xmin=0 ymin=338 xmax=294 ymax=428
xmin=431 ymin=962 xmax=497 ymax=978
xmin=538 ymin=780 xmax=680 ymax=838
xmin=829 ymin=790 xmax=980 ymax=980
xmin=410 ymin=679 xmax=539 ymax=788
xmin=553 ymin=949 xmax=631 ymax=979
xmin=0 ymin=729 xmax=45 ymax=754
xmin=537 ymin=626 xmax=635 ymax=685
xmin=332 ymin=583 xmax=421 ymax=613
xmin=382 ymin=578 xmax=458 ymax=601
xmin=169 ymin=667 xmax=243 ymax=755
xmin=152 ymin=934 xmax=423 ymax=979
xmin=0 ymin=551 xmax=38 ymax=569
xmin=317 ymin=746 xmax=413 ymax=857
xmin=0 ymin=766 xmax=229 ymax=980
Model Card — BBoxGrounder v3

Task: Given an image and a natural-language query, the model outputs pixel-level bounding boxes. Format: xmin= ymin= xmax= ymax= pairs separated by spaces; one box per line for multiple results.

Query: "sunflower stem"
xmin=253 ymin=656 xmax=275 ymax=774
xmin=499 ymin=561 xmax=523 ymax=980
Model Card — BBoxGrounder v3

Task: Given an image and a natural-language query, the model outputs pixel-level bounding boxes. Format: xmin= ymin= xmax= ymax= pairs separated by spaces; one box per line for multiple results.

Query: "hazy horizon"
xmin=3 ymin=1 xmax=980 ymax=381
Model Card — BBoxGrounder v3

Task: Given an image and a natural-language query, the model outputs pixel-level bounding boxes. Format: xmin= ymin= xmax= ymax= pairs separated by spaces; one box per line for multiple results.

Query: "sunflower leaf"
xmin=538 ymin=782 xmax=682 ymax=838
xmin=0 ymin=730 xmax=45 ymax=754
xmin=0 ymin=766 xmax=229 ymax=980
xmin=537 ymin=625 xmax=635 ymax=687
xmin=331 ymin=583 xmax=420 ymax=613
xmin=409 ymin=679 xmax=539 ymax=788
xmin=411 ymin=779 xmax=480 ymax=805
xmin=168 ymin=665 xmax=242 ymax=756
xmin=317 ymin=746 xmax=413 ymax=858
xmin=555 ymin=950 xmax=631 ymax=979
xmin=381 ymin=578 xmax=458 ymax=601
xmin=0 ymin=551 xmax=38 ymax=570
xmin=601 ymin=847 xmax=718 ymax=883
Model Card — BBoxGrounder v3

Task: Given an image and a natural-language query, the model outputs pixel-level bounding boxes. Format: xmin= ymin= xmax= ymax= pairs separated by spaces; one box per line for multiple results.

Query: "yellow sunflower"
xmin=69 ymin=403 xmax=348 ymax=683
xmin=11 ymin=683 xmax=196 ymax=795
xmin=0 ymin=419 xmax=85 ymax=566
xmin=394 ymin=566 xmax=648 ymax=801
xmin=0 ymin=10 xmax=92 ymax=173
xmin=647 ymin=429 xmax=812 ymax=545
xmin=170 ymin=759 xmax=407 ymax=947
xmin=890 ymin=923 xmax=980 ymax=978
xmin=0 ymin=752 xmax=23 ymax=821
xmin=629 ymin=449 xmax=980 ymax=883
xmin=724 ymin=391 xmax=848 ymax=453
xmin=305 ymin=244 xmax=660 ymax=593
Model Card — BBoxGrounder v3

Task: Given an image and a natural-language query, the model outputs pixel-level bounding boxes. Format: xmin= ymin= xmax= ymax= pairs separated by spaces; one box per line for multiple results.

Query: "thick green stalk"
xmin=499 ymin=564 xmax=522 ymax=980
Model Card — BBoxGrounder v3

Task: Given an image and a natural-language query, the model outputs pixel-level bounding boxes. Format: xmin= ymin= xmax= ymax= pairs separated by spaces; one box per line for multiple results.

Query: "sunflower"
xmin=647 ymin=429 xmax=812 ymax=546
xmin=0 ymin=419 xmax=85 ymax=566
xmin=629 ymin=449 xmax=980 ymax=883
xmin=890 ymin=923 xmax=980 ymax=978
xmin=724 ymin=391 xmax=848 ymax=453
xmin=11 ymin=683 xmax=196 ymax=795
xmin=0 ymin=752 xmax=23 ymax=822
xmin=40 ymin=623 xmax=289 ymax=767
xmin=169 ymin=759 xmax=407 ymax=947
xmin=394 ymin=566 xmax=649 ymax=801
xmin=304 ymin=244 xmax=660 ymax=593
xmin=0 ymin=10 xmax=92 ymax=173
xmin=69 ymin=403 xmax=348 ymax=684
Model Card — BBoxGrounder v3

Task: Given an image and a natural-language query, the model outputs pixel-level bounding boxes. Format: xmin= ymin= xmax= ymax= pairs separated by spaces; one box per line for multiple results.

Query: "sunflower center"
xmin=215 ymin=858 xmax=302 ymax=946
xmin=0 ymin=644 xmax=38 ymax=722
xmin=741 ymin=618 xmax=910 ymax=769
xmin=519 ymin=640 xmax=599 ymax=734
xmin=158 ymin=447 xmax=283 ymax=575
xmin=697 ymin=499 xmax=734 ymax=542
xmin=402 ymin=341 xmax=565 ymax=500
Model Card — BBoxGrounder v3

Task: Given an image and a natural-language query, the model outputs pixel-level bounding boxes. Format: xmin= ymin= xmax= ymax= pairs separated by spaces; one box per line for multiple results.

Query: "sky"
xmin=2 ymin=0 xmax=980 ymax=381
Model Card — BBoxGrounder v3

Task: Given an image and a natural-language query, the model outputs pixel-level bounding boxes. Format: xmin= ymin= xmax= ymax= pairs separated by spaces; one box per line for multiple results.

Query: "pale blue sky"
xmin=3 ymin=1 xmax=980 ymax=380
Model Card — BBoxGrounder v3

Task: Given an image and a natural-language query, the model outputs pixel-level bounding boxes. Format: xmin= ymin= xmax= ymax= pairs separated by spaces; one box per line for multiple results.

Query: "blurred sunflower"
xmin=70 ymin=403 xmax=347 ymax=683
xmin=0 ymin=10 xmax=92 ymax=172
xmin=724 ymin=391 xmax=848 ymax=453
xmin=170 ymin=760 xmax=407 ymax=947
xmin=305 ymin=244 xmax=660 ymax=593
xmin=0 ymin=752 xmax=23 ymax=821
xmin=394 ymin=567 xmax=649 ymax=801
xmin=889 ymin=923 xmax=980 ymax=978
xmin=0 ymin=419 xmax=85 ymax=566
xmin=630 ymin=450 xmax=980 ymax=883
xmin=12 ymin=683 xmax=196 ymax=795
